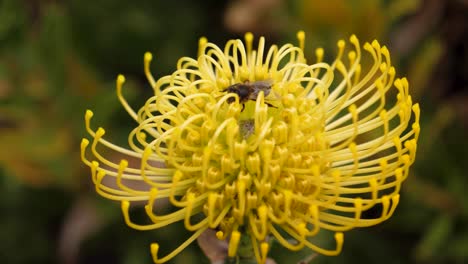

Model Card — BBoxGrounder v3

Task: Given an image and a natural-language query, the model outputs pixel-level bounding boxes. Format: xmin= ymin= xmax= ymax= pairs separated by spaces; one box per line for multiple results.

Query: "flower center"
xmin=153 ymin=78 xmax=330 ymax=237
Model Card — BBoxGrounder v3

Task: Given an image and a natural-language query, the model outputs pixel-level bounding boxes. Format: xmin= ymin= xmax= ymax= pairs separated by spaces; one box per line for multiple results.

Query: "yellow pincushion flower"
xmin=81 ymin=32 xmax=420 ymax=264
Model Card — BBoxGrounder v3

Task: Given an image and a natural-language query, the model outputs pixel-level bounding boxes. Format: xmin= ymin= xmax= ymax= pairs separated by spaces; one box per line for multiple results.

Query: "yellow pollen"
xmin=297 ymin=30 xmax=306 ymax=51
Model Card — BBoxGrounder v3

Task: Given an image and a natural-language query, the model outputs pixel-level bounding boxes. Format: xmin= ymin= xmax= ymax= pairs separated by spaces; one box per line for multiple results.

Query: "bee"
xmin=225 ymin=80 xmax=273 ymax=111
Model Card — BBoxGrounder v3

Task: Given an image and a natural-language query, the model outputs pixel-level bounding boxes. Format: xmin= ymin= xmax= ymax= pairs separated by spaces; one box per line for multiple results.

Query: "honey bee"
xmin=225 ymin=80 xmax=273 ymax=111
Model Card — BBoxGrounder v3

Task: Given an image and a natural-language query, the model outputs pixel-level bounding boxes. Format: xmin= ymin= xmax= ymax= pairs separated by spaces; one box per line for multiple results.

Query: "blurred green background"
xmin=1 ymin=0 xmax=467 ymax=263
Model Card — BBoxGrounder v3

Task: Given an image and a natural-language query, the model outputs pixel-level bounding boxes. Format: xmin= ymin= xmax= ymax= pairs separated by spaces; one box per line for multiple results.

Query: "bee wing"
xmin=249 ymin=80 xmax=273 ymax=99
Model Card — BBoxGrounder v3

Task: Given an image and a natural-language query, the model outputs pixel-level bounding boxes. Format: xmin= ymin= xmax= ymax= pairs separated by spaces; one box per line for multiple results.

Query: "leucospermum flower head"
xmin=81 ymin=31 xmax=420 ymax=263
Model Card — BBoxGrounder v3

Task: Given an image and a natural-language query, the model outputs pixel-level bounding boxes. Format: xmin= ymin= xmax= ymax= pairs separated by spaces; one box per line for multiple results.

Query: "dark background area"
xmin=1 ymin=0 xmax=467 ymax=263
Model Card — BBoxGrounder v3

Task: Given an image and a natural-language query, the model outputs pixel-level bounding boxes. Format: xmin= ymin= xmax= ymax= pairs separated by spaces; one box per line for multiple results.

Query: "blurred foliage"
xmin=1 ymin=0 xmax=467 ymax=263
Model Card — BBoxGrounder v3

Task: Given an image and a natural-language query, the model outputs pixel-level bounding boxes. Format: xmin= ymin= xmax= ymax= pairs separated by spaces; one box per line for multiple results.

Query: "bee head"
xmin=226 ymin=84 xmax=250 ymax=103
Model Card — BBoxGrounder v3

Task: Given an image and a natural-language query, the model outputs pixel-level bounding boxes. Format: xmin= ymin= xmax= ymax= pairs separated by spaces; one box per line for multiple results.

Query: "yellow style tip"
xmin=198 ymin=36 xmax=208 ymax=46
xmin=381 ymin=46 xmax=390 ymax=57
xmin=335 ymin=232 xmax=344 ymax=245
xmin=363 ymin=42 xmax=373 ymax=51
xmin=296 ymin=30 xmax=305 ymax=39
xmin=371 ymin=39 xmax=380 ymax=49
xmin=150 ymin=187 xmax=158 ymax=198
xmin=258 ymin=205 xmax=268 ymax=219
xmin=401 ymin=77 xmax=409 ymax=87
xmin=198 ymin=37 xmax=208 ymax=57
xmin=121 ymin=200 xmax=130 ymax=211
xmin=337 ymin=39 xmax=345 ymax=49
xmin=117 ymin=74 xmax=126 ymax=84
xmin=119 ymin=159 xmax=129 ymax=169
xmin=81 ymin=138 xmax=90 ymax=148
xmin=144 ymin=52 xmax=153 ymax=62
xmin=85 ymin=109 xmax=94 ymax=119
xmin=380 ymin=109 xmax=388 ymax=119
xmin=380 ymin=62 xmax=387 ymax=72
xmin=186 ymin=192 xmax=195 ymax=202
xmin=394 ymin=78 xmax=402 ymax=89
xmin=237 ymin=180 xmax=246 ymax=192
xmin=297 ymin=30 xmax=305 ymax=50
xmin=228 ymin=230 xmax=241 ymax=257
xmin=331 ymin=170 xmax=341 ymax=178
xmin=260 ymin=242 xmax=269 ymax=263
xmin=96 ymin=127 xmax=106 ymax=137
xmin=150 ymin=243 xmax=160 ymax=262
xmin=215 ymin=231 xmax=224 ymax=240
xmin=245 ymin=32 xmax=254 ymax=42
xmin=413 ymin=103 xmax=420 ymax=112
xmin=315 ymin=48 xmax=324 ymax=56
xmin=91 ymin=161 xmax=99 ymax=169
xmin=309 ymin=204 xmax=318 ymax=216
xmin=315 ymin=48 xmax=324 ymax=62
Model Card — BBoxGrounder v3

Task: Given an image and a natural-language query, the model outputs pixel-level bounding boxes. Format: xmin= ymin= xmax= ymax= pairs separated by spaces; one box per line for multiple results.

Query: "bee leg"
xmin=265 ymin=102 xmax=277 ymax=108
xmin=241 ymin=104 xmax=245 ymax=112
